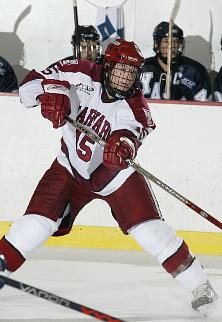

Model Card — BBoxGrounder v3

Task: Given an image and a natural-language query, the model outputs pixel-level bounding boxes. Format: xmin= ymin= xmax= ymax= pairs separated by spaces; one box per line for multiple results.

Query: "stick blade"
xmin=170 ymin=0 xmax=181 ymax=21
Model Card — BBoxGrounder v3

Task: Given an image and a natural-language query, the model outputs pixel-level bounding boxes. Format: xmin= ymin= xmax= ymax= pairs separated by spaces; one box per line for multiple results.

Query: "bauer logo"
xmin=76 ymin=83 xmax=94 ymax=95
xmin=47 ymin=85 xmax=68 ymax=91
xmin=62 ymin=59 xmax=78 ymax=65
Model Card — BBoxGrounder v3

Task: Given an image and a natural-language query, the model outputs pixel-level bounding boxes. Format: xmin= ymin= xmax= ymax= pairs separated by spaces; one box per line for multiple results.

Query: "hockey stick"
xmin=0 ymin=275 xmax=126 ymax=322
xmin=209 ymin=10 xmax=215 ymax=72
xmin=166 ymin=0 xmax=181 ymax=99
xmin=72 ymin=0 xmax=81 ymax=58
xmin=64 ymin=115 xmax=222 ymax=230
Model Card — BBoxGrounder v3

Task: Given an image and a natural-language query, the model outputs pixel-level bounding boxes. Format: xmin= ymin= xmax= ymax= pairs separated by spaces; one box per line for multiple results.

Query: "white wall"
xmin=0 ymin=0 xmax=222 ymax=83
xmin=0 ymin=94 xmax=222 ymax=233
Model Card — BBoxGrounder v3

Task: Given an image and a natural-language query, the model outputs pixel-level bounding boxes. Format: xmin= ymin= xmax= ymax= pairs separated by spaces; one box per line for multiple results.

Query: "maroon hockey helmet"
xmin=104 ymin=39 xmax=144 ymax=67
xmin=103 ymin=39 xmax=144 ymax=99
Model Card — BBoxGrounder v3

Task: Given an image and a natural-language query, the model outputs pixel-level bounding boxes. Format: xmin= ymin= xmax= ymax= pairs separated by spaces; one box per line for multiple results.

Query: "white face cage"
xmin=109 ymin=63 xmax=137 ymax=92
xmin=104 ymin=62 xmax=140 ymax=99
xmin=73 ymin=40 xmax=101 ymax=62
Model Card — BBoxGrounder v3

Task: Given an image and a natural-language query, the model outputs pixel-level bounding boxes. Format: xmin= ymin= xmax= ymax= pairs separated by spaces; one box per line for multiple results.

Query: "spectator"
xmin=213 ymin=37 xmax=222 ymax=101
xmin=0 ymin=39 xmax=218 ymax=317
xmin=0 ymin=56 xmax=18 ymax=92
xmin=213 ymin=68 xmax=222 ymax=101
xmin=141 ymin=22 xmax=211 ymax=101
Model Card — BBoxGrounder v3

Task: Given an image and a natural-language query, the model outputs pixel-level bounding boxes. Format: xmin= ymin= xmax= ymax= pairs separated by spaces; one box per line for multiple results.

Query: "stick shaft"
xmin=166 ymin=0 xmax=181 ymax=99
xmin=0 ymin=276 xmax=125 ymax=322
xmin=166 ymin=19 xmax=172 ymax=99
xmin=65 ymin=115 xmax=222 ymax=230
xmin=72 ymin=0 xmax=80 ymax=58
xmin=130 ymin=162 xmax=222 ymax=229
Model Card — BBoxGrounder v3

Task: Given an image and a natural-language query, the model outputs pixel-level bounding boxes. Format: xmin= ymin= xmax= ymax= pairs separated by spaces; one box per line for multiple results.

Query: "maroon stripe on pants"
xmin=0 ymin=236 xmax=26 ymax=272
xmin=162 ymin=241 xmax=194 ymax=277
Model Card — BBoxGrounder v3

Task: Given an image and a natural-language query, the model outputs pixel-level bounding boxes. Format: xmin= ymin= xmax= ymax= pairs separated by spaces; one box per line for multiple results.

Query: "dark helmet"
xmin=103 ymin=39 xmax=144 ymax=99
xmin=71 ymin=25 xmax=101 ymax=60
xmin=71 ymin=25 xmax=100 ymax=44
xmin=153 ymin=21 xmax=184 ymax=61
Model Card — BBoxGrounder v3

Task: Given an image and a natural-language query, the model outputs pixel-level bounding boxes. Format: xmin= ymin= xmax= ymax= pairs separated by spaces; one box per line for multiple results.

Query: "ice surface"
xmin=0 ymin=248 xmax=221 ymax=322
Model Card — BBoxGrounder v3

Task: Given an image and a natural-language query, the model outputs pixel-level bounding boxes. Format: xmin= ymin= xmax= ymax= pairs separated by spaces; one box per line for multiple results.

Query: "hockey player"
xmin=213 ymin=67 xmax=222 ymax=101
xmin=213 ymin=38 xmax=222 ymax=101
xmin=0 ymin=56 xmax=18 ymax=92
xmin=141 ymin=22 xmax=211 ymax=101
xmin=71 ymin=24 xmax=101 ymax=62
xmin=0 ymin=39 xmax=217 ymax=317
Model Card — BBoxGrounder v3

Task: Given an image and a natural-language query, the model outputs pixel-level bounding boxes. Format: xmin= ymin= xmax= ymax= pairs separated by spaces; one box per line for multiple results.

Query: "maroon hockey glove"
xmin=103 ymin=132 xmax=139 ymax=170
xmin=39 ymin=79 xmax=71 ymax=128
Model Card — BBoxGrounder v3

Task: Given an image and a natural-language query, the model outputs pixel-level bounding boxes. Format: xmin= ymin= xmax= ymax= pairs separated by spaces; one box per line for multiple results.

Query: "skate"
xmin=191 ymin=280 xmax=218 ymax=317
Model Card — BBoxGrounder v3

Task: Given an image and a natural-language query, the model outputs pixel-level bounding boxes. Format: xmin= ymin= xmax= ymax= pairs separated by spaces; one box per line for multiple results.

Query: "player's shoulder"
xmin=47 ymin=57 xmax=102 ymax=81
xmin=179 ymin=56 xmax=208 ymax=73
xmin=214 ymin=67 xmax=222 ymax=85
xmin=126 ymin=90 xmax=147 ymax=107
xmin=144 ymin=56 xmax=157 ymax=64
xmin=0 ymin=56 xmax=12 ymax=70
xmin=217 ymin=66 xmax=222 ymax=76
xmin=143 ymin=56 xmax=158 ymax=67
xmin=47 ymin=56 xmax=80 ymax=69
xmin=125 ymin=90 xmax=154 ymax=128
xmin=142 ymin=56 xmax=159 ymax=73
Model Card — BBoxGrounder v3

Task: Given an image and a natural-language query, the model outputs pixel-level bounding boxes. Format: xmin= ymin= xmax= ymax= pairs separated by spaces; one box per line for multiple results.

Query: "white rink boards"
xmin=1 ymin=95 xmax=222 ymax=233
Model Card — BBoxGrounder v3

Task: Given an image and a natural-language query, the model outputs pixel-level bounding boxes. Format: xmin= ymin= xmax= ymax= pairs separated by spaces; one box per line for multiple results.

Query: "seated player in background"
xmin=141 ymin=22 xmax=211 ymax=101
xmin=213 ymin=67 xmax=222 ymax=101
xmin=71 ymin=24 xmax=102 ymax=63
xmin=0 ymin=56 xmax=18 ymax=92
xmin=213 ymin=37 xmax=222 ymax=101
xmin=0 ymin=39 xmax=218 ymax=317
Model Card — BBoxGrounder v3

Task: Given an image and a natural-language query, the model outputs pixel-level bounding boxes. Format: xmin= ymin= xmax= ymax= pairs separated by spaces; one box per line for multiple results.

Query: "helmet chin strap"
xmin=157 ymin=56 xmax=168 ymax=72
xmin=158 ymin=54 xmax=168 ymax=65
xmin=157 ymin=53 xmax=181 ymax=68
xmin=106 ymin=86 xmax=127 ymax=100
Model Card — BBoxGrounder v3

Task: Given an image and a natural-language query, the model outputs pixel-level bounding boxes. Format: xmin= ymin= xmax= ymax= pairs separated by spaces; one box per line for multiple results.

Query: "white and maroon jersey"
xmin=19 ymin=58 xmax=156 ymax=196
